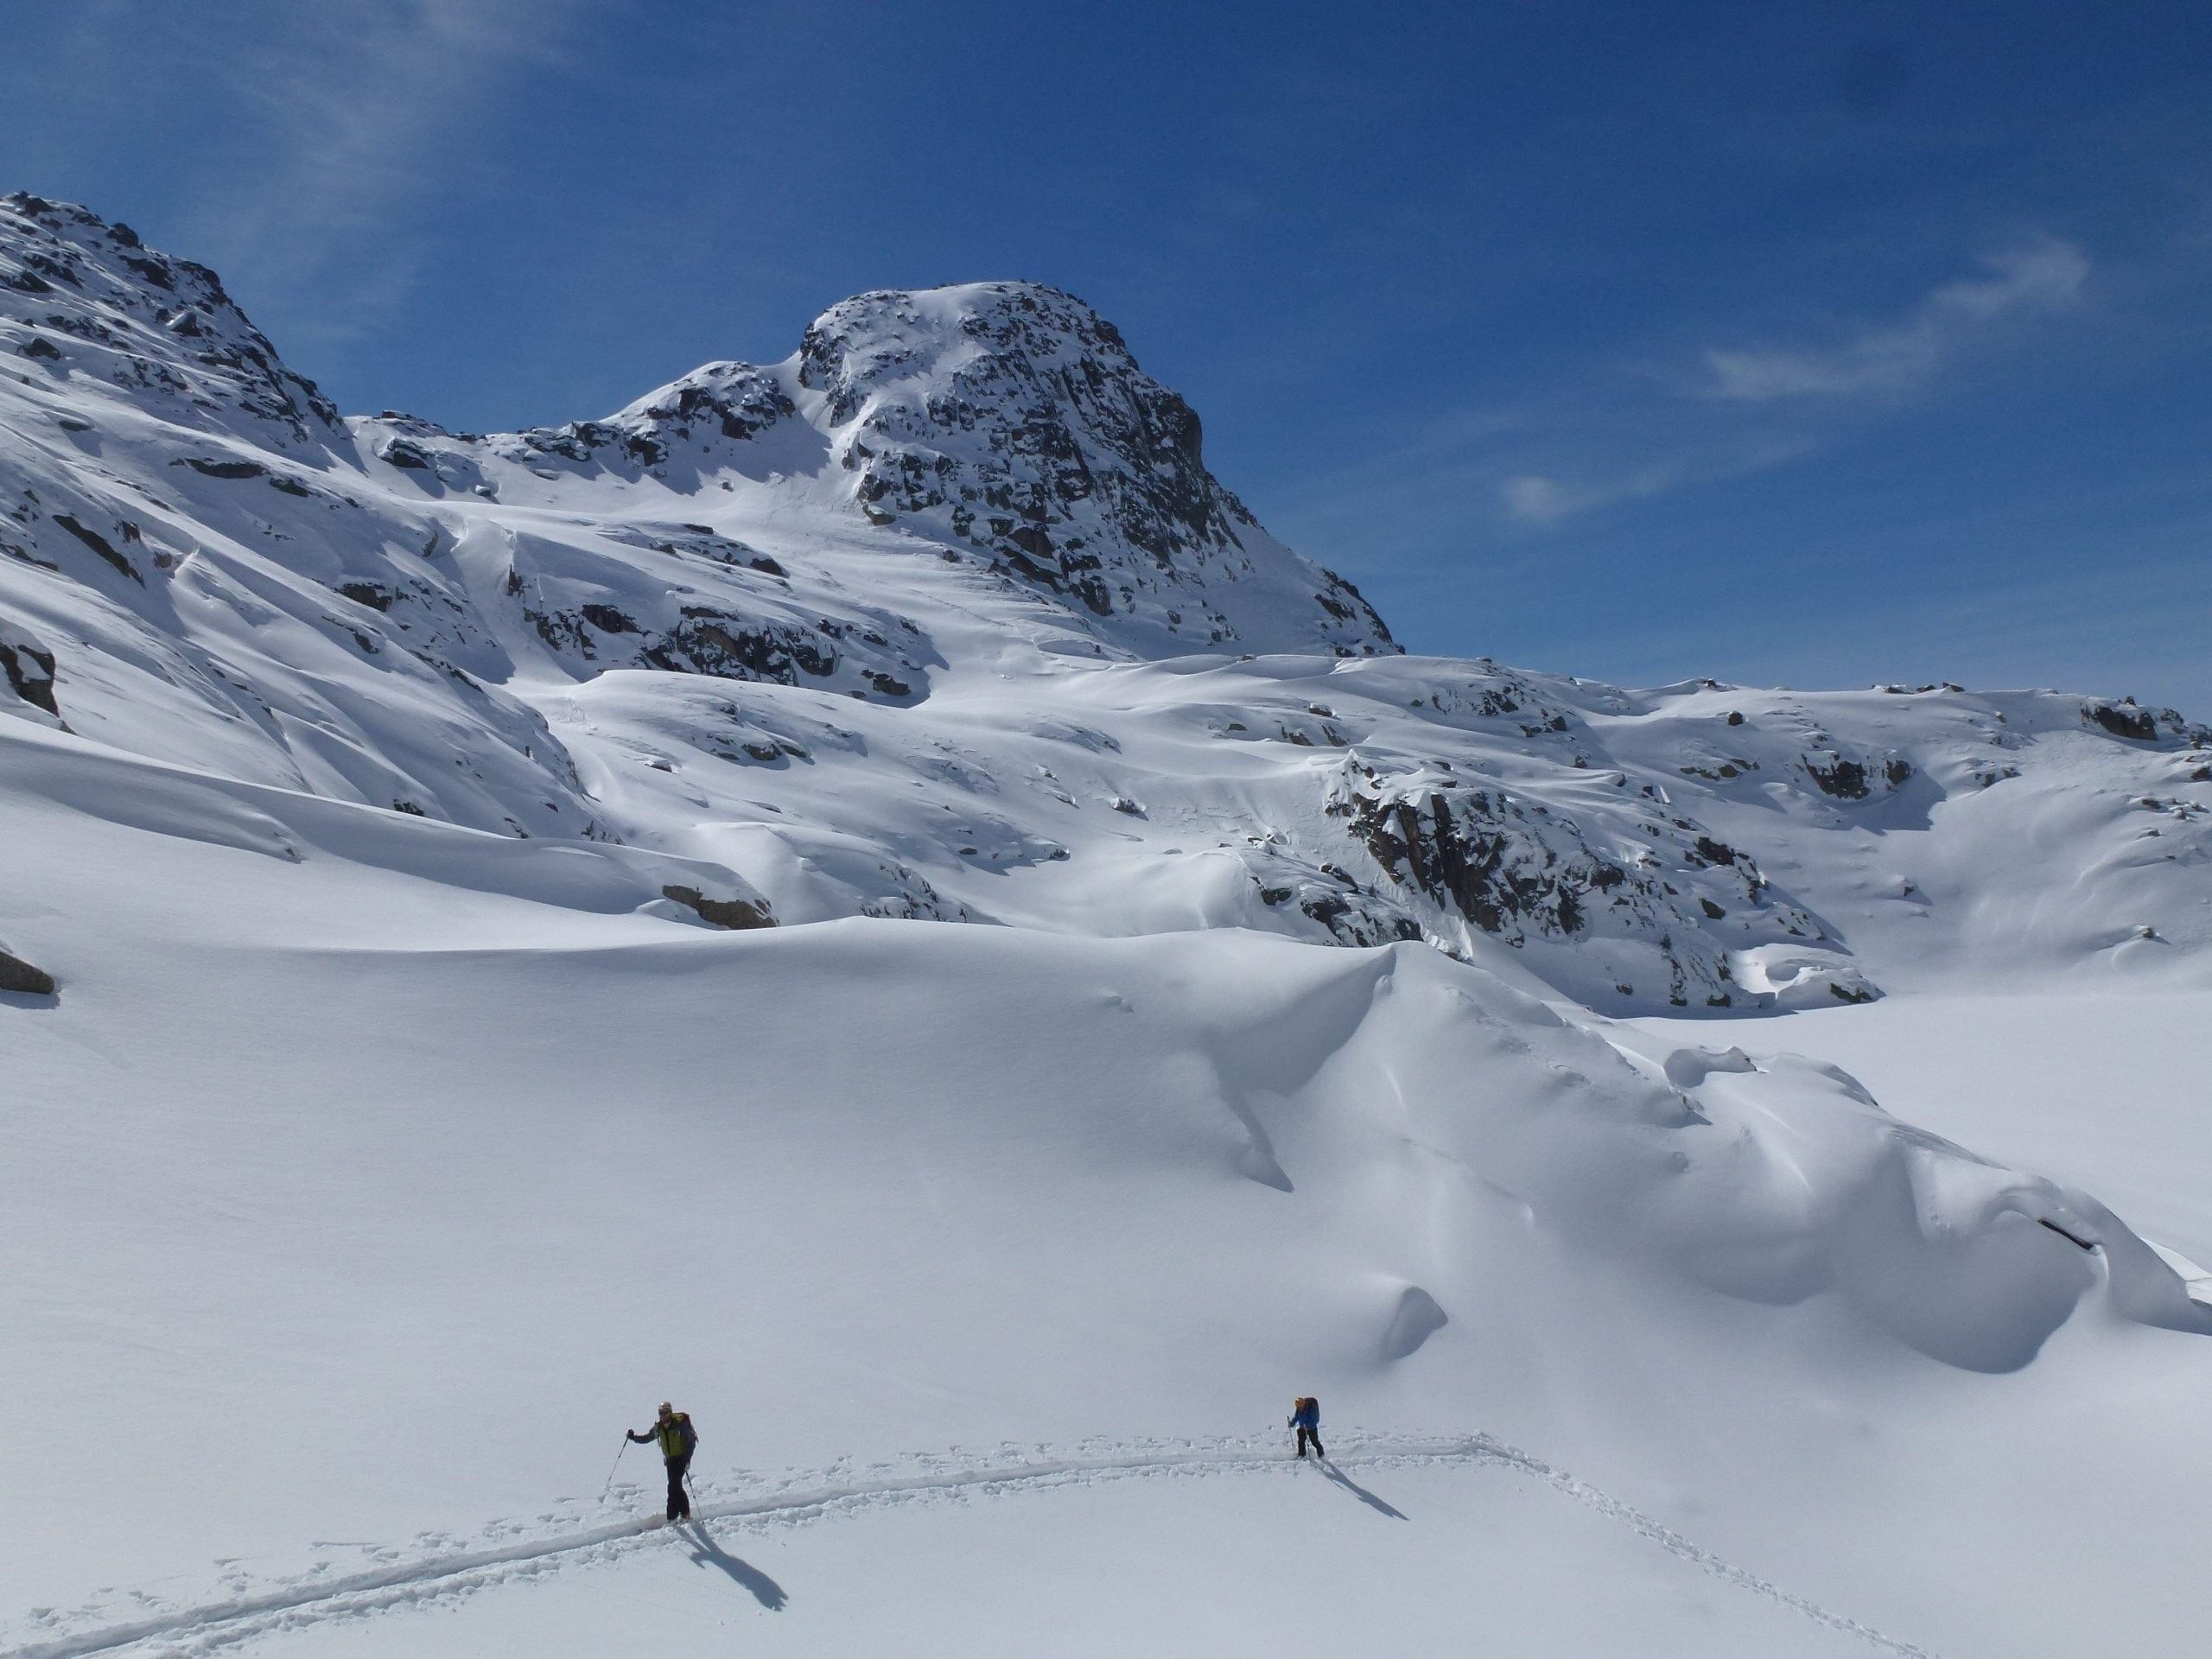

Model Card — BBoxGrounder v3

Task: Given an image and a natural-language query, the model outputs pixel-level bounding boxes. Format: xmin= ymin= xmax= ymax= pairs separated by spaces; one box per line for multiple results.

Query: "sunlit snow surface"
xmin=4 ymin=193 xmax=2212 ymax=1656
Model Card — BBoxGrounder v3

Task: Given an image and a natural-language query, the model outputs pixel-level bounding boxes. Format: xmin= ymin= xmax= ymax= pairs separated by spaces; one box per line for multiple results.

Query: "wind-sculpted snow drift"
xmin=5 ymin=193 xmax=2212 ymax=1655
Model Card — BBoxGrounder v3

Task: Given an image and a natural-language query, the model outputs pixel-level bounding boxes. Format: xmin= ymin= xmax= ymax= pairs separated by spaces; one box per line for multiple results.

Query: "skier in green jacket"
xmin=628 ymin=1402 xmax=698 ymax=1521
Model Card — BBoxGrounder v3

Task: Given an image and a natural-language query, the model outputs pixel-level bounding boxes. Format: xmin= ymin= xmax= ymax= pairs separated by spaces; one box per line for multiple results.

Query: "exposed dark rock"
xmin=2085 ymin=701 xmax=2158 ymax=741
xmin=0 ymin=635 xmax=58 ymax=714
xmin=580 ymin=603 xmax=639 ymax=634
xmin=52 ymin=512 xmax=141 ymax=583
xmin=1350 ymin=785 xmax=1619 ymax=940
xmin=0 ymin=949 xmax=55 ymax=996
xmin=661 ymin=884 xmax=774 ymax=930
xmin=1803 ymin=755 xmax=1870 ymax=799
xmin=1296 ymin=885 xmax=1421 ymax=946
xmin=179 ymin=457 xmax=267 ymax=480
xmin=337 ymin=582 xmax=396 ymax=612
xmin=642 ymin=612 xmax=838 ymax=683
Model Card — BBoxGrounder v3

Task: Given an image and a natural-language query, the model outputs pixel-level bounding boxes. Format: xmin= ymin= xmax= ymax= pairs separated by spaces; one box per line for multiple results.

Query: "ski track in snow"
xmin=2 ymin=1433 xmax=1932 ymax=1659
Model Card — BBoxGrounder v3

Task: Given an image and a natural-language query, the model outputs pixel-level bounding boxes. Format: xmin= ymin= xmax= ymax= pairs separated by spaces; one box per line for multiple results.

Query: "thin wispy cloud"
xmin=1704 ymin=238 xmax=2089 ymax=402
xmin=187 ymin=0 xmax=594 ymax=349
xmin=1494 ymin=427 xmax=1821 ymax=527
xmin=1500 ymin=467 xmax=1672 ymax=524
xmin=1486 ymin=239 xmax=2093 ymax=529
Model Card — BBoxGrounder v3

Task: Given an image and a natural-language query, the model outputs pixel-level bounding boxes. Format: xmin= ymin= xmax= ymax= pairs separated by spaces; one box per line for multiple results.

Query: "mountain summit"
xmin=790 ymin=282 xmax=1394 ymax=654
xmin=347 ymin=280 xmax=1396 ymax=662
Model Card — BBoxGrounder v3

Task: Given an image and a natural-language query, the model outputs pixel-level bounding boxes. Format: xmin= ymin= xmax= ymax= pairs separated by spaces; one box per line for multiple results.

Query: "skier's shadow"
xmin=684 ymin=1518 xmax=789 ymax=1610
xmin=1317 ymin=1459 xmax=1408 ymax=1520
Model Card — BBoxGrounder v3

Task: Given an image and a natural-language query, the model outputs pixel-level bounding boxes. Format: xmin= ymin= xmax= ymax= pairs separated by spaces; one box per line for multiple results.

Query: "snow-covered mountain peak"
xmin=797 ymin=281 xmax=1138 ymax=425
xmin=0 ymin=192 xmax=341 ymax=449
xmin=791 ymin=279 xmax=1395 ymax=657
xmin=323 ymin=276 xmax=1389 ymax=660
xmin=2 ymin=196 xmax=2206 ymax=1011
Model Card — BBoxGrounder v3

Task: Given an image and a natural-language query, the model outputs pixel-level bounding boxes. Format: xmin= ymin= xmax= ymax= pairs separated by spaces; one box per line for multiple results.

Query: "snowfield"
xmin=3 ymin=192 xmax=2210 ymax=1656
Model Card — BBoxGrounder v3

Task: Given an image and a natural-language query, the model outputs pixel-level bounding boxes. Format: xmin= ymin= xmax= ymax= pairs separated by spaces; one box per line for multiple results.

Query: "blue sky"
xmin=6 ymin=1 xmax=2209 ymax=710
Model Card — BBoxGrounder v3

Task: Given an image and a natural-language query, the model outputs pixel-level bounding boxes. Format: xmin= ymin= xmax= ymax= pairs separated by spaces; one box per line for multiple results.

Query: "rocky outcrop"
xmin=0 ymin=619 xmax=58 ymax=715
xmin=493 ymin=361 xmax=797 ymax=477
xmin=0 ymin=193 xmax=341 ymax=448
xmin=513 ymin=573 xmax=930 ymax=704
xmin=1322 ymin=754 xmax=1833 ymax=1009
xmin=659 ymin=884 xmax=773 ymax=930
xmin=2083 ymin=697 xmax=2209 ymax=747
xmin=1347 ymin=779 xmax=1627 ymax=942
xmin=0 ymin=946 xmax=55 ymax=996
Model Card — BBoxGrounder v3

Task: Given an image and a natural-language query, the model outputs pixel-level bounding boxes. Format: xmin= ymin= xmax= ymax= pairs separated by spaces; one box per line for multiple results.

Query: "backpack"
xmin=677 ymin=1414 xmax=698 ymax=1457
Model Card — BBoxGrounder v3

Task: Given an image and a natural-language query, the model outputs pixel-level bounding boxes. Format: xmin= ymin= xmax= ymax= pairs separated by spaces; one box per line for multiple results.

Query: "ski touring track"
xmin=3 ymin=1432 xmax=1935 ymax=1659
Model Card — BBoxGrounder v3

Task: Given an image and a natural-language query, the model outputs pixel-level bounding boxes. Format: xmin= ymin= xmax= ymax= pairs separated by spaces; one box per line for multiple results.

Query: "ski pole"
xmin=598 ymin=1435 xmax=628 ymax=1503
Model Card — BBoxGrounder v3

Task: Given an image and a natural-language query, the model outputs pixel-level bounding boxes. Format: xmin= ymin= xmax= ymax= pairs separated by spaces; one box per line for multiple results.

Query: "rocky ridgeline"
xmin=354 ymin=362 xmax=802 ymax=485
xmin=499 ymin=360 xmax=798 ymax=474
xmin=0 ymin=193 xmax=340 ymax=448
xmin=339 ymin=281 xmax=1395 ymax=663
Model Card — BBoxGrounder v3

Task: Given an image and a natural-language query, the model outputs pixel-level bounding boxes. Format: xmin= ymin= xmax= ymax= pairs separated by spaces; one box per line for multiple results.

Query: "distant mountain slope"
xmin=3 ymin=190 xmax=2207 ymax=1010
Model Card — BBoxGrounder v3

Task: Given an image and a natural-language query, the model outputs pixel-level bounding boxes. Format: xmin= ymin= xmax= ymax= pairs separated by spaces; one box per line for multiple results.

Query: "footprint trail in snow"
xmin=1 ymin=1432 xmax=1933 ymax=1659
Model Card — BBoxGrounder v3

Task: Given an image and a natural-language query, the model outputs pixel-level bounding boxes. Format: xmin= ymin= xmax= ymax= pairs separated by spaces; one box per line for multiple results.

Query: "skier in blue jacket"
xmin=1289 ymin=1395 xmax=1323 ymax=1459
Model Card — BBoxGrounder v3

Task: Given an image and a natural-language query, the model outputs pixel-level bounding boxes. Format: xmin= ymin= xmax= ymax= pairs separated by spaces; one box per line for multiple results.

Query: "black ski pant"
xmin=664 ymin=1452 xmax=693 ymax=1520
xmin=1296 ymin=1427 xmax=1323 ymax=1459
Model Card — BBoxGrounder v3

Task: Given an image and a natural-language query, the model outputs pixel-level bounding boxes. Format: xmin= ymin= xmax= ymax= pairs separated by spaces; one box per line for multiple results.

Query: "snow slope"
xmin=7 ymin=722 xmax=2212 ymax=1656
xmin=5 ymin=194 xmax=2212 ymax=1656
